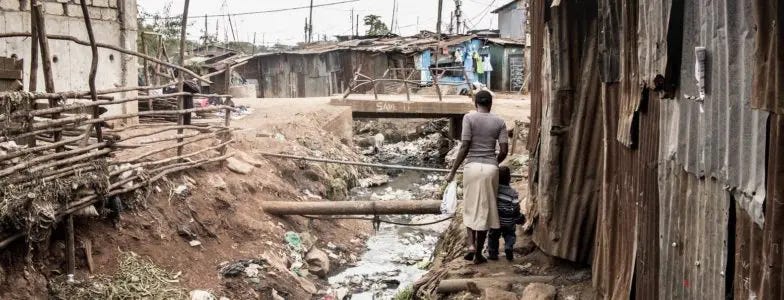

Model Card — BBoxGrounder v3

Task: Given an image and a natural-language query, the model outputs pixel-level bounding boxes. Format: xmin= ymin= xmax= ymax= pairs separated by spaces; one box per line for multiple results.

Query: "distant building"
xmin=491 ymin=0 xmax=528 ymax=43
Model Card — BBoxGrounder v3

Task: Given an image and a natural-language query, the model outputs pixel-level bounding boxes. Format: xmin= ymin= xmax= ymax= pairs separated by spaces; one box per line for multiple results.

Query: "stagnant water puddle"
xmin=328 ymin=170 xmax=450 ymax=299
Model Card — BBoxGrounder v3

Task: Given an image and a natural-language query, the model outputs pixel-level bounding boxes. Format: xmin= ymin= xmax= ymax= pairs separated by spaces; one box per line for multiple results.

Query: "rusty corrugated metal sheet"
xmin=750 ymin=0 xmax=783 ymax=114
xmin=531 ymin=0 xmax=602 ymax=264
xmin=593 ymin=84 xmax=660 ymax=300
xmin=636 ymin=0 xmax=672 ymax=86
xmin=657 ymin=160 xmax=730 ymax=299
xmin=526 ymin=0 xmax=544 ymax=153
xmin=659 ymin=0 xmax=768 ymax=225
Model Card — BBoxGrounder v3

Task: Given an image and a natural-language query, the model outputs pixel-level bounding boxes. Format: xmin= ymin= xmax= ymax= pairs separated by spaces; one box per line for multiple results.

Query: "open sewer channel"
xmin=328 ymin=122 xmax=454 ymax=299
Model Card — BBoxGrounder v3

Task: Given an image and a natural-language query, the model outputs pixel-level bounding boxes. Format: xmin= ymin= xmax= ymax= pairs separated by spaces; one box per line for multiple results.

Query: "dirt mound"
xmin=0 ymin=107 xmax=375 ymax=299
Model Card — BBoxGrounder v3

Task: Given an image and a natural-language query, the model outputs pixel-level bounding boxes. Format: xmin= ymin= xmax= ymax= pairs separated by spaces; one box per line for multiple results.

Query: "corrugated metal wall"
xmin=527 ymin=0 xmax=784 ymax=298
xmin=529 ymin=0 xmax=602 ymax=264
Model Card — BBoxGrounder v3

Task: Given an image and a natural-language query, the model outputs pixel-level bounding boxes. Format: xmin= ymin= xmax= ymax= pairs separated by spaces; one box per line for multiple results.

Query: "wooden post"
xmin=342 ymin=64 xmax=362 ymax=99
xmin=224 ymin=65 xmax=233 ymax=94
xmin=372 ymin=69 xmax=389 ymax=100
xmin=79 ymin=0 xmax=103 ymax=143
xmin=432 ymin=69 xmax=443 ymax=101
xmin=176 ymin=0 xmax=191 ymax=159
xmin=29 ymin=0 xmax=39 ymax=93
xmin=34 ymin=2 xmax=74 ymax=277
xmin=220 ymin=97 xmax=232 ymax=167
xmin=141 ymin=33 xmax=150 ymax=87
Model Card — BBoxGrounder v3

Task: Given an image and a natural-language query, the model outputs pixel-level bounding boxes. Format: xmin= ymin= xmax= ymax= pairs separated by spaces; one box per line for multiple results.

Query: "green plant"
xmin=393 ymin=285 xmax=414 ymax=300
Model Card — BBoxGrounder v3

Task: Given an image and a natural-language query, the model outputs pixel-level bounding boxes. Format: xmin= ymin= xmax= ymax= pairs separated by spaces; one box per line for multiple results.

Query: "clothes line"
xmin=256 ymin=152 xmax=526 ymax=178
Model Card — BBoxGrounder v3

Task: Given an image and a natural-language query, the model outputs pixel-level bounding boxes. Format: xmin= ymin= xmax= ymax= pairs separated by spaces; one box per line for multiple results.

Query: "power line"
xmin=139 ymin=0 xmax=360 ymax=20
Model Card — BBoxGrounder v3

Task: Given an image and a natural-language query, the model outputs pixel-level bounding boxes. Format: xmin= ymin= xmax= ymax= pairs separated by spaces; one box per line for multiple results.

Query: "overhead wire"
xmin=139 ymin=0 xmax=360 ymax=20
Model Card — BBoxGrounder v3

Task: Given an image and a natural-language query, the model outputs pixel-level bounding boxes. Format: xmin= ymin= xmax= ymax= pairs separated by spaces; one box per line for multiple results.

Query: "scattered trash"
xmin=173 ymin=185 xmax=188 ymax=196
xmin=188 ymin=240 xmax=202 ymax=247
xmin=274 ymin=133 xmax=286 ymax=141
xmin=219 ymin=259 xmax=267 ymax=277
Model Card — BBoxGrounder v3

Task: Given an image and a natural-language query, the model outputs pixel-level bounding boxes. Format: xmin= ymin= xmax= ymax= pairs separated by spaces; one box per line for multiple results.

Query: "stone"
xmin=108 ymin=0 xmax=118 ymax=8
xmin=92 ymin=0 xmax=109 ymax=7
xmin=521 ymin=283 xmax=556 ymax=300
xmin=482 ymin=288 xmax=518 ymax=300
xmin=305 ymin=248 xmax=330 ymax=278
xmin=226 ymin=157 xmax=254 ymax=174
xmin=189 ymin=290 xmax=216 ymax=300
xmin=295 ymin=276 xmax=318 ymax=294
xmin=188 ymin=240 xmax=202 ymax=247
xmin=270 ymin=288 xmax=285 ymax=300
xmin=244 ymin=263 xmax=262 ymax=278
xmin=0 ymin=0 xmax=20 ymax=10
xmin=236 ymin=151 xmax=264 ymax=167
xmin=210 ymin=175 xmax=227 ymax=190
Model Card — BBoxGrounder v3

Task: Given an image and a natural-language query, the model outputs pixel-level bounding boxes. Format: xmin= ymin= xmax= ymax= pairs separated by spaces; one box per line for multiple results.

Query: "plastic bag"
xmin=440 ymin=181 xmax=458 ymax=215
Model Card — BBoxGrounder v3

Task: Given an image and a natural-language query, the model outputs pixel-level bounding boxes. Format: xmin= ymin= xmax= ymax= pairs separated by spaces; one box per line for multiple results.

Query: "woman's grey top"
xmin=461 ymin=111 xmax=508 ymax=165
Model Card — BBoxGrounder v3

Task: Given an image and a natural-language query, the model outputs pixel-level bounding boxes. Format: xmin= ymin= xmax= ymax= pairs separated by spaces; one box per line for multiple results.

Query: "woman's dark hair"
xmin=475 ymin=90 xmax=493 ymax=108
xmin=498 ymin=166 xmax=511 ymax=185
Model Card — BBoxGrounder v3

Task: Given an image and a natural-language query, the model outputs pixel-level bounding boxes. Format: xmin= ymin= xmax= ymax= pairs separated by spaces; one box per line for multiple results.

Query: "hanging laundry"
xmin=483 ymin=55 xmax=494 ymax=72
xmin=442 ymin=46 xmax=449 ymax=55
xmin=463 ymin=50 xmax=474 ymax=71
xmin=455 ymin=49 xmax=464 ymax=63
xmin=476 ymin=56 xmax=485 ymax=74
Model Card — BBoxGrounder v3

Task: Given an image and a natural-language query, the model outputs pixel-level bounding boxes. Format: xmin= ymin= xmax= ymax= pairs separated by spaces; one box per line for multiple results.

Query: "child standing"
xmin=488 ymin=166 xmax=524 ymax=261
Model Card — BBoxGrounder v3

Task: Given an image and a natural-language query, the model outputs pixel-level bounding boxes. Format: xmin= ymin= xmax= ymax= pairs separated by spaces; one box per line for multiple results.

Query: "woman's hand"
xmin=445 ymin=172 xmax=456 ymax=183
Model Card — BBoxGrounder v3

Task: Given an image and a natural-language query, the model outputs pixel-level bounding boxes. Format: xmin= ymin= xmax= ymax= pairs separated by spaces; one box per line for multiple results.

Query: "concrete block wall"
xmin=0 ymin=0 xmax=138 ymax=124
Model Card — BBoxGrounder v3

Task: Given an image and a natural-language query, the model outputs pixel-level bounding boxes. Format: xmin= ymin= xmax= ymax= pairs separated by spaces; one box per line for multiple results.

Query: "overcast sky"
xmin=136 ymin=0 xmax=507 ymax=46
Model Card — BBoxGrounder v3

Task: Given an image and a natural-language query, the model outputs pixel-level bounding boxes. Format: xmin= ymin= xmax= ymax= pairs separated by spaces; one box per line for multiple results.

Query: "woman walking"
xmin=446 ymin=90 xmax=509 ymax=264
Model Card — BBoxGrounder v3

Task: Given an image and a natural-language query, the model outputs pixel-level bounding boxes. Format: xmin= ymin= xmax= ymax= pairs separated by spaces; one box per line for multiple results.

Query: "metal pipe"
xmin=263 ymin=200 xmax=442 ymax=215
xmin=256 ymin=152 xmax=526 ymax=178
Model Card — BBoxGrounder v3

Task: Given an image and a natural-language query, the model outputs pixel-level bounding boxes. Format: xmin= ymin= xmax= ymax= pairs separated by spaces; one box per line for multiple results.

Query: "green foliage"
xmin=364 ymin=15 xmax=390 ymax=36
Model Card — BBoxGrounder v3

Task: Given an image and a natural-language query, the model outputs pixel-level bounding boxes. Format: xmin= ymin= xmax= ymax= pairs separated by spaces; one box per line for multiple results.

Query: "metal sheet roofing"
xmin=749 ymin=0 xmax=783 ymax=114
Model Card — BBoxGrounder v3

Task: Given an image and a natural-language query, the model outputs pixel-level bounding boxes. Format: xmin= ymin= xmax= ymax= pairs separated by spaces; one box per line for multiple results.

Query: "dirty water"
xmin=325 ymin=120 xmax=454 ymax=299
xmin=328 ymin=170 xmax=450 ymax=300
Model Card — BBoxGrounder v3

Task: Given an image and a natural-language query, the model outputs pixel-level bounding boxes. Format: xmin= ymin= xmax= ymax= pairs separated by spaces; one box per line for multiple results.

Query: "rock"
xmin=210 ymin=175 xmax=227 ymax=190
xmin=236 ymin=151 xmax=264 ymax=167
xmin=326 ymin=242 xmax=337 ymax=250
xmin=189 ymin=290 xmax=216 ymax=300
xmin=189 ymin=240 xmax=202 ymax=247
xmin=270 ymin=288 xmax=285 ymax=300
xmin=226 ymin=157 xmax=254 ymax=174
xmin=482 ymin=288 xmax=518 ymax=300
xmin=305 ymin=248 xmax=330 ymax=278
xmin=295 ymin=275 xmax=318 ymax=294
xmin=521 ymin=283 xmax=556 ymax=300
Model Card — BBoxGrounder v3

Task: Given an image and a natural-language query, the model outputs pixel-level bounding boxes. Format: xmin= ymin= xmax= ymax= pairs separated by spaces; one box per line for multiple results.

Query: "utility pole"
xmin=203 ymin=14 xmax=208 ymax=46
xmin=228 ymin=13 xmax=237 ymax=42
xmin=356 ymin=14 xmax=359 ymax=36
xmin=436 ymin=0 xmax=443 ymax=35
xmin=391 ymin=0 xmax=397 ymax=34
xmin=449 ymin=11 xmax=454 ymax=34
xmin=454 ymin=0 xmax=462 ymax=34
xmin=304 ymin=18 xmax=309 ymax=42
xmin=307 ymin=0 xmax=314 ymax=43
xmin=252 ymin=32 xmax=257 ymax=53
xmin=350 ymin=9 xmax=354 ymax=38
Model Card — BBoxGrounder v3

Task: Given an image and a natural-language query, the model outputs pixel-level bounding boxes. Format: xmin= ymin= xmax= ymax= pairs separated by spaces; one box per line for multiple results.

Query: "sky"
xmin=136 ymin=0 xmax=508 ymax=46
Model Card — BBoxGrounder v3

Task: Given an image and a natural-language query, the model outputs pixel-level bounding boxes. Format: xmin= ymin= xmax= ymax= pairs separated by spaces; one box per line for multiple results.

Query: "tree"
xmin=363 ymin=15 xmax=389 ymax=36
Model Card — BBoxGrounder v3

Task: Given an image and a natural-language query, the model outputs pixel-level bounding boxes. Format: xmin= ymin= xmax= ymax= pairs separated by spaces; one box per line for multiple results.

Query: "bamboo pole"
xmin=28 ymin=82 xmax=176 ymax=100
xmin=342 ymin=64 xmax=362 ymax=99
xmin=0 ymin=33 xmax=211 ymax=84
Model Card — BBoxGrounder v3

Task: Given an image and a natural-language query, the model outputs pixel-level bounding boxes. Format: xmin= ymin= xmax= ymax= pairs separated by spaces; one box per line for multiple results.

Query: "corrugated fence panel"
xmin=636 ymin=0 xmax=671 ymax=86
xmin=657 ymin=159 xmax=729 ymax=300
xmin=527 ymin=0 xmax=544 ymax=153
xmin=533 ymin=0 xmax=602 ymax=264
xmin=749 ymin=0 xmax=783 ymax=114
xmin=661 ymin=0 xmax=769 ymax=225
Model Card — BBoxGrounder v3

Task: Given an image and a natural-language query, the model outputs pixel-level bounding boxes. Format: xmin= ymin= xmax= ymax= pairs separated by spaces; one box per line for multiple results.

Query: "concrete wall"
xmin=496 ymin=1 xmax=526 ymax=41
xmin=0 ymin=0 xmax=138 ymax=123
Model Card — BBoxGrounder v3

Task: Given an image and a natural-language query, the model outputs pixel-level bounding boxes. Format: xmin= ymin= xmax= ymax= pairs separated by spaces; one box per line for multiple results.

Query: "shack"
xmin=232 ymin=34 xmax=525 ymax=98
